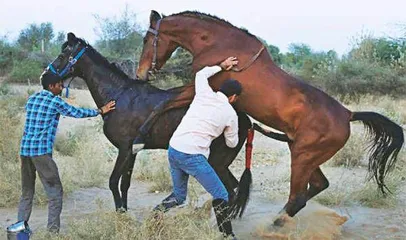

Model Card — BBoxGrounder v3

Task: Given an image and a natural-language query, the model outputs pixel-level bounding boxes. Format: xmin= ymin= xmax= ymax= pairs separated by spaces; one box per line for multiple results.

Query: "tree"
xmin=0 ymin=36 xmax=15 ymax=74
xmin=158 ymin=48 xmax=194 ymax=84
xmin=266 ymin=44 xmax=282 ymax=65
xmin=17 ymin=22 xmax=54 ymax=52
xmin=94 ymin=5 xmax=143 ymax=59
xmin=281 ymin=43 xmax=313 ymax=69
xmin=256 ymin=37 xmax=282 ymax=65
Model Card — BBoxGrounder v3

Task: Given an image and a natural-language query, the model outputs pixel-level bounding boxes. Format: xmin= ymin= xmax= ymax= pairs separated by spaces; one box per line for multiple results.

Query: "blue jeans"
xmin=168 ymin=146 xmax=228 ymax=203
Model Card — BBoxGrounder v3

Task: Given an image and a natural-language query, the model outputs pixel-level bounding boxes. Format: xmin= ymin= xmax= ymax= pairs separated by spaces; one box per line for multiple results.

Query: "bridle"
xmin=47 ymin=46 xmax=87 ymax=78
xmin=46 ymin=43 xmax=87 ymax=97
xmin=147 ymin=19 xmax=162 ymax=72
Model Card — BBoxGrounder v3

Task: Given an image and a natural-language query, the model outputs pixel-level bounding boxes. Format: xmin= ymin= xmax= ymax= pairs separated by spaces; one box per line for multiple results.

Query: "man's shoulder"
xmin=216 ymin=100 xmax=237 ymax=119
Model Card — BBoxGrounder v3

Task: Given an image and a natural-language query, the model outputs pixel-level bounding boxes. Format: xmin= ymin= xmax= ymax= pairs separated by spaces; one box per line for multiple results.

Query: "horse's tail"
xmin=351 ymin=111 xmax=404 ymax=194
xmin=253 ymin=123 xmax=292 ymax=143
xmin=230 ymin=123 xmax=291 ymax=218
xmin=230 ymin=128 xmax=254 ymax=219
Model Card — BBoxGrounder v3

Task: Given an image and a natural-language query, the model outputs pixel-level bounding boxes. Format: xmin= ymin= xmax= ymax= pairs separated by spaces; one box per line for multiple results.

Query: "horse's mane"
xmin=62 ymin=38 xmax=133 ymax=81
xmin=169 ymin=11 xmax=256 ymax=39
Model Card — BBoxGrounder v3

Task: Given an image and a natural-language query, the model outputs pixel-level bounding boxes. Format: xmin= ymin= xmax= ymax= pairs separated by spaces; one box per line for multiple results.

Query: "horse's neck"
xmin=80 ymin=56 xmax=129 ymax=108
xmin=168 ymin=17 xmax=262 ymax=68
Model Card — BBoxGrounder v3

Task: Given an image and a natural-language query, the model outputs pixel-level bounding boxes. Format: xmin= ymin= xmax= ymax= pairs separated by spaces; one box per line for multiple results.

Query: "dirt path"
xmin=1 ymin=175 xmax=405 ymax=239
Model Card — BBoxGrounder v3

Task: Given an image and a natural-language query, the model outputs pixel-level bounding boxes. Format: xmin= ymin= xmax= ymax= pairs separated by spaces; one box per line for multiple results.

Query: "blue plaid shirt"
xmin=20 ymin=90 xmax=99 ymax=157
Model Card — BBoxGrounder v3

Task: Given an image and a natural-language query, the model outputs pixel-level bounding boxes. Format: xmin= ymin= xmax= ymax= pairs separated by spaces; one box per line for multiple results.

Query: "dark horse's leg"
xmin=109 ymin=146 xmax=133 ymax=211
xmin=120 ymin=153 xmax=137 ymax=211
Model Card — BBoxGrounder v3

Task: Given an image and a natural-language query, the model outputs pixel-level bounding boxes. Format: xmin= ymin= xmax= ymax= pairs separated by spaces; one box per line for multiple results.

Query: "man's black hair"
xmin=219 ymin=79 xmax=242 ymax=97
xmin=41 ymin=72 xmax=63 ymax=90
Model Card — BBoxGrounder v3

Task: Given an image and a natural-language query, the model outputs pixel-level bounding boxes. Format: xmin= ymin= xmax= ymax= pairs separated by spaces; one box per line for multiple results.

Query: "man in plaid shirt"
xmin=9 ymin=74 xmax=115 ymax=233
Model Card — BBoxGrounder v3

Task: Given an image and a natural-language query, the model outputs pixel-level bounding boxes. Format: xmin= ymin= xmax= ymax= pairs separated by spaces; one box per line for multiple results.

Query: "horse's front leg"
xmin=109 ymin=146 xmax=132 ymax=211
xmin=120 ymin=153 xmax=137 ymax=211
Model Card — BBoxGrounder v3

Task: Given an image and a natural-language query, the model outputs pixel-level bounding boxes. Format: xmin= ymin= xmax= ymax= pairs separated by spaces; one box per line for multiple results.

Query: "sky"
xmin=1 ymin=0 xmax=406 ymax=55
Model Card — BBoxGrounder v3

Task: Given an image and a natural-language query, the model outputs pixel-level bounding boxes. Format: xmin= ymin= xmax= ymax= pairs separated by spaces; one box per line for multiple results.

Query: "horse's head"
xmin=136 ymin=10 xmax=179 ymax=81
xmin=40 ymin=32 xmax=88 ymax=87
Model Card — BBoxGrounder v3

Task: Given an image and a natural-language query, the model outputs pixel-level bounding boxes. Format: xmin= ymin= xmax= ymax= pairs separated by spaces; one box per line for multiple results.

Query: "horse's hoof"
xmin=273 ymin=217 xmax=285 ymax=227
xmin=116 ymin=207 xmax=127 ymax=213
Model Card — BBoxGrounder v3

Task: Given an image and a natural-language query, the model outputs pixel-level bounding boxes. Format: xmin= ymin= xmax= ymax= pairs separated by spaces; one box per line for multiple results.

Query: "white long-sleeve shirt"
xmin=169 ymin=66 xmax=239 ymax=158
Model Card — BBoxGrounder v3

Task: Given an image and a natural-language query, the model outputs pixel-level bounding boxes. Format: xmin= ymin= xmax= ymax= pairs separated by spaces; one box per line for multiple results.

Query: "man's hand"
xmin=100 ymin=100 xmax=116 ymax=114
xmin=220 ymin=57 xmax=238 ymax=71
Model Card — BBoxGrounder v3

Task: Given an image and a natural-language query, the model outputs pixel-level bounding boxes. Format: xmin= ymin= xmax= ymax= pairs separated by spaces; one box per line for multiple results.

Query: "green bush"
xmin=0 ymin=38 xmax=21 ymax=75
xmin=9 ymin=58 xmax=43 ymax=83
xmin=316 ymin=60 xmax=406 ymax=99
xmin=0 ymin=83 xmax=11 ymax=95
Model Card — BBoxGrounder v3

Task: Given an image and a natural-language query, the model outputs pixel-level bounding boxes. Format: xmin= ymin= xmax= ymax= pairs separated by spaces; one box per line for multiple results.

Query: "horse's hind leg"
xmin=120 ymin=153 xmax=137 ymax=211
xmin=307 ymin=167 xmax=329 ymax=201
xmin=274 ymin=128 xmax=349 ymax=226
xmin=210 ymin=166 xmax=239 ymax=201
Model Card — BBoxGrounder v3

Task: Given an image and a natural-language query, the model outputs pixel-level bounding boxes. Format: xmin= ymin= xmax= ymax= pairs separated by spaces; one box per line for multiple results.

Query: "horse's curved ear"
xmin=67 ymin=32 xmax=77 ymax=45
xmin=150 ymin=10 xmax=162 ymax=24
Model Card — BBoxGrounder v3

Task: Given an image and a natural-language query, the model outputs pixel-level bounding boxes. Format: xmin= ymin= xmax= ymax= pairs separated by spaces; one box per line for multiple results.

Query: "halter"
xmin=47 ymin=47 xmax=87 ymax=78
xmin=147 ymin=19 xmax=162 ymax=72
xmin=46 ymin=45 xmax=87 ymax=97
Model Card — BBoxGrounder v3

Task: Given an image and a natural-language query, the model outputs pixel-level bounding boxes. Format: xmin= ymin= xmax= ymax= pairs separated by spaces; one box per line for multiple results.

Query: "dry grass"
xmin=134 ymin=150 xmax=207 ymax=199
xmin=327 ymin=131 xmax=366 ymax=168
xmin=55 ymin=124 xmax=113 ymax=189
xmin=314 ymin=158 xmax=405 ymax=208
xmin=31 ymin=205 xmax=221 ymax=240
xmin=266 ymin=167 xmax=291 ymax=202
xmin=134 ymin=151 xmax=173 ymax=193
xmin=0 ymin=91 xmax=44 ymax=207
xmin=0 ymin=88 xmax=113 ymax=207
xmin=344 ymin=94 xmax=406 ymax=125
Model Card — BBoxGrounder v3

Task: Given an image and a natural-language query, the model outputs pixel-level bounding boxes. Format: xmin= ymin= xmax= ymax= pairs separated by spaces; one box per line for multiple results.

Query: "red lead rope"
xmin=245 ymin=128 xmax=255 ymax=169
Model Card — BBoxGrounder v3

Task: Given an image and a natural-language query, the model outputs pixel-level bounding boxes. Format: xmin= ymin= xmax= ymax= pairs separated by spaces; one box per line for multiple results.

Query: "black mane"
xmin=64 ymin=38 xmax=132 ymax=81
xmin=169 ymin=11 xmax=256 ymax=38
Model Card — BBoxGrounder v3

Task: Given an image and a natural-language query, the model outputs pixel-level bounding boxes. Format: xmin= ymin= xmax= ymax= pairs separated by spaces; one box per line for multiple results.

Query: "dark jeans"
xmin=18 ymin=154 xmax=63 ymax=233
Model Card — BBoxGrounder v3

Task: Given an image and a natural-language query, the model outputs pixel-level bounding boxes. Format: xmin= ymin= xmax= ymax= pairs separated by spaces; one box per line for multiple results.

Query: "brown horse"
xmin=135 ymin=10 xmax=404 ymax=225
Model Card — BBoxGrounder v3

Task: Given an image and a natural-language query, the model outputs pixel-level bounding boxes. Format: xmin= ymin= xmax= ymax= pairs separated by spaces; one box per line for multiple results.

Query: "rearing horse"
xmin=135 ymin=10 xmax=404 ymax=225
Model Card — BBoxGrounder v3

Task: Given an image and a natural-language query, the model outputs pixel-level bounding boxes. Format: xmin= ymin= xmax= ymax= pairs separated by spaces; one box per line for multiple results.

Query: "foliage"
xmin=17 ymin=22 xmax=55 ymax=52
xmin=0 ymin=9 xmax=406 ymax=98
xmin=9 ymin=58 xmax=44 ymax=83
xmin=93 ymin=5 xmax=143 ymax=59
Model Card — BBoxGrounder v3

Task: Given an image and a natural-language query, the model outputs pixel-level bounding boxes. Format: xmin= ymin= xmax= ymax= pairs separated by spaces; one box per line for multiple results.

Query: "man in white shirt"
xmin=154 ymin=57 xmax=241 ymax=239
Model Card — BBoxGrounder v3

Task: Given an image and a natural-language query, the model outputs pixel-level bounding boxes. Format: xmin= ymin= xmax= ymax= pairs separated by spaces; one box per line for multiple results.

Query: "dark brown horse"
xmin=41 ymin=33 xmax=261 ymax=213
xmin=135 ymin=10 xmax=404 ymax=225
